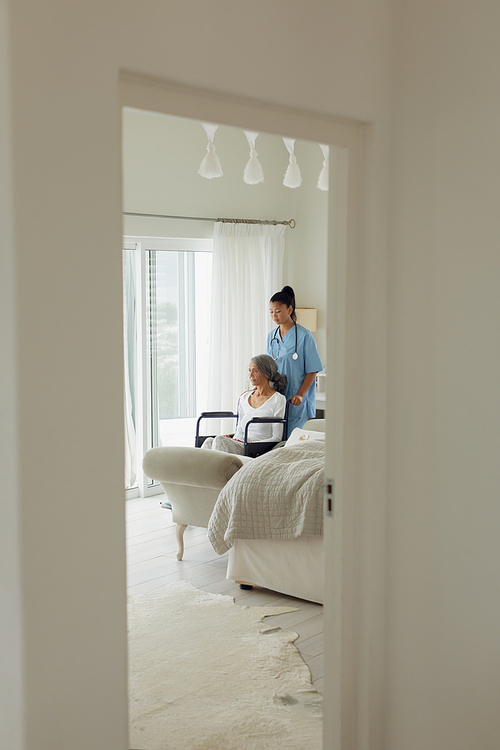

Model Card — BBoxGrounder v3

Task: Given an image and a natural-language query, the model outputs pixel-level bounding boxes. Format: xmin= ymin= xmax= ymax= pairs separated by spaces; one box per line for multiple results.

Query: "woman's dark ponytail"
xmin=270 ymin=285 xmax=297 ymax=324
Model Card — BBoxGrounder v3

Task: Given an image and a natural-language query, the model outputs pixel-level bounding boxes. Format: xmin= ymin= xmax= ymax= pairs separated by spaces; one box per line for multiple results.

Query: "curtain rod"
xmin=123 ymin=211 xmax=296 ymax=228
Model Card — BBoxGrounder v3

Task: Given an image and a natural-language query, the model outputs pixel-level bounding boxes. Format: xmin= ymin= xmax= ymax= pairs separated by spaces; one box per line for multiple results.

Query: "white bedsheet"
xmin=207 ymin=441 xmax=324 ymax=555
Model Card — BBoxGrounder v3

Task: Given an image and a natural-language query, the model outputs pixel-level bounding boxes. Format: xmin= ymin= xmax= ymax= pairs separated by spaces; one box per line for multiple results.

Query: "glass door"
xmin=123 ymin=237 xmax=212 ymax=497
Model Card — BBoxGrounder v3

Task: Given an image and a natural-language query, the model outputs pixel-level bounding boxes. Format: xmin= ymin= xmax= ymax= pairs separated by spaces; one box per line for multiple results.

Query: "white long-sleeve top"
xmin=233 ymin=390 xmax=287 ymax=443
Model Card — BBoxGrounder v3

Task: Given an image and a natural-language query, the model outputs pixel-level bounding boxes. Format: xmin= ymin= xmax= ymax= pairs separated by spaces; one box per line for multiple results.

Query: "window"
xmin=123 ymin=237 xmax=212 ymax=496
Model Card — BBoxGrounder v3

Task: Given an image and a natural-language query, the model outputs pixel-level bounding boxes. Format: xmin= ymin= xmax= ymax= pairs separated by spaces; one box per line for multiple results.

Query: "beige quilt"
xmin=207 ymin=440 xmax=324 ymax=555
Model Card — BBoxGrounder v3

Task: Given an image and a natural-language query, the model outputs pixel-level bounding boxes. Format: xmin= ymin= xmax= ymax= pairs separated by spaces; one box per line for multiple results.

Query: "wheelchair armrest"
xmin=195 ymin=412 xmax=238 ymax=446
xmin=243 ymin=416 xmax=286 ymax=444
xmin=199 ymin=411 xmax=237 ymax=418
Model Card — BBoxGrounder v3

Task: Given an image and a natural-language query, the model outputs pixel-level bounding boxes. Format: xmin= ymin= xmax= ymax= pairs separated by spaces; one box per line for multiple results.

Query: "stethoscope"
xmin=270 ymin=324 xmax=298 ymax=361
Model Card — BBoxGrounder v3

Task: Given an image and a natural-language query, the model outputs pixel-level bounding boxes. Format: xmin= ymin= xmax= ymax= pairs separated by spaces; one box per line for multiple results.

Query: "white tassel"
xmin=317 ymin=144 xmax=329 ymax=191
xmin=243 ymin=131 xmax=264 ymax=184
xmin=198 ymin=122 xmax=223 ymax=179
xmin=282 ymin=137 xmax=302 ymax=188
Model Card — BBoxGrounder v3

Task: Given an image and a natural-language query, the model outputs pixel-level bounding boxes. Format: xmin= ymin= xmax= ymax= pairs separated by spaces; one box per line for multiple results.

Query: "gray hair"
xmin=250 ymin=354 xmax=287 ymax=395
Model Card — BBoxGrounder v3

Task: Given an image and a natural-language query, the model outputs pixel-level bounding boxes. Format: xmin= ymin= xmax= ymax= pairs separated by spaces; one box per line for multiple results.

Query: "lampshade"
xmin=295 ymin=307 xmax=317 ymax=332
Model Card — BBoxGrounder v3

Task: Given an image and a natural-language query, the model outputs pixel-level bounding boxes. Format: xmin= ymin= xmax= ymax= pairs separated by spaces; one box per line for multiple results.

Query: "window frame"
xmin=123 ymin=235 xmax=213 ymax=498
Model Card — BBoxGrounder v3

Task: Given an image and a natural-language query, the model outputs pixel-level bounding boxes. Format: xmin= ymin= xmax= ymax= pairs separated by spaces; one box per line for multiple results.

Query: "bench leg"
xmin=176 ymin=524 xmax=188 ymax=561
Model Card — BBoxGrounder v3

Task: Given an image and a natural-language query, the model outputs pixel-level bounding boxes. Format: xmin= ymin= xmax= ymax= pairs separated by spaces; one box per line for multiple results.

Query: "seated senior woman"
xmin=201 ymin=354 xmax=287 ymax=455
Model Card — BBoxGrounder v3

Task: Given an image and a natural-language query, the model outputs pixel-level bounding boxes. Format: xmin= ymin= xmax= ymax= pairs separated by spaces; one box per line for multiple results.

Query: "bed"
xmin=207 ymin=424 xmax=326 ymax=603
xmin=142 ymin=421 xmax=326 ymax=604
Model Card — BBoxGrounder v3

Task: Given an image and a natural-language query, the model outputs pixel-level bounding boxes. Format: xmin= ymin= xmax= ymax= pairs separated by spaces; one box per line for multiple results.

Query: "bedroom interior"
xmin=123 ymin=107 xmax=330 ymax=740
xmin=122 ymin=106 xmax=329 ymax=485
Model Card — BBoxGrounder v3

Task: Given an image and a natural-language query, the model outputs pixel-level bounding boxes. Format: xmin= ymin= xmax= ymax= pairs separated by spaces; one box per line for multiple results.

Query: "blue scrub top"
xmin=266 ymin=323 xmax=322 ymax=436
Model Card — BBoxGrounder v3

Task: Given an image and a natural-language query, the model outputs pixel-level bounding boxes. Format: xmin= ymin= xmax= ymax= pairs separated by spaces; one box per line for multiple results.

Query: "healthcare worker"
xmin=266 ymin=285 xmax=322 ymax=436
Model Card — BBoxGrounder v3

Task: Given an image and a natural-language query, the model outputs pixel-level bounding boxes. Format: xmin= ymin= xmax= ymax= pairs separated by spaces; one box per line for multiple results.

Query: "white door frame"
xmin=120 ymin=71 xmax=368 ymax=750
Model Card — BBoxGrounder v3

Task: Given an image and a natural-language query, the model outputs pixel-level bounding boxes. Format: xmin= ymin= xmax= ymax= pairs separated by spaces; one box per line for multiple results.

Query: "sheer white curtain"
xmin=207 ymin=222 xmax=285 ymax=413
xmin=123 ymin=249 xmax=137 ymax=489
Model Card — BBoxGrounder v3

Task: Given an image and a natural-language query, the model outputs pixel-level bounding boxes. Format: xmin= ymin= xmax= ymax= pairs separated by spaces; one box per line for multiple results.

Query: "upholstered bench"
xmin=142 ymin=446 xmax=253 ymax=560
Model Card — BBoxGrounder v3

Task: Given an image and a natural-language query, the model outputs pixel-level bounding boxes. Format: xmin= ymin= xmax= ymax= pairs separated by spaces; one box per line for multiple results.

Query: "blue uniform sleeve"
xmin=303 ymin=329 xmax=322 ymax=373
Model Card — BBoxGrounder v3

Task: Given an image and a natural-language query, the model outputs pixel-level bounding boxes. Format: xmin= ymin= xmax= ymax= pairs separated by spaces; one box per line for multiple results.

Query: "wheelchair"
xmin=194 ymin=400 xmax=290 ymax=459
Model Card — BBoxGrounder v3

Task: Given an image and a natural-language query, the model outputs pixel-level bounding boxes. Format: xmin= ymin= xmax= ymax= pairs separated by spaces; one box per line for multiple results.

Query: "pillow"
xmin=285 ymin=427 xmax=326 ymax=447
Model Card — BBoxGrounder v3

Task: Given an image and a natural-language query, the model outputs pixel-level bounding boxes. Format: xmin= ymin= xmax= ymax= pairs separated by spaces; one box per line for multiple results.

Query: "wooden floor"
xmin=126 ymin=495 xmax=324 ymax=692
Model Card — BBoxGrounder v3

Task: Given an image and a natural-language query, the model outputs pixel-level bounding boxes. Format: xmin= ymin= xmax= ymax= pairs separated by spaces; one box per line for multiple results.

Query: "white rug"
xmin=128 ymin=581 xmax=322 ymax=750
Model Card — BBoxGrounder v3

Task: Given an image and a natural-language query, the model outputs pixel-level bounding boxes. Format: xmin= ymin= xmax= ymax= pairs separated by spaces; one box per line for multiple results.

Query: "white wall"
xmin=122 ymin=108 xmax=329 ymax=359
xmin=386 ymin=2 xmax=500 ymax=749
xmin=1 ymin=1 xmax=391 ymax=749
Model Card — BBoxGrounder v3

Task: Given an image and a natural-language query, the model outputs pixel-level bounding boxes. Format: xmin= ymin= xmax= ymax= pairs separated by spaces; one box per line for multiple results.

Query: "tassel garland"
xmin=195 ymin=123 xmax=328 ymax=188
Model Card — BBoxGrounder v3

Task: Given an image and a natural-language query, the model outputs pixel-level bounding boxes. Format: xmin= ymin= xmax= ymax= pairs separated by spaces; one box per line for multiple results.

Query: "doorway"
xmin=120 ymin=72 xmax=360 ymax=750
xmin=122 ymin=108 xmax=329 ymax=493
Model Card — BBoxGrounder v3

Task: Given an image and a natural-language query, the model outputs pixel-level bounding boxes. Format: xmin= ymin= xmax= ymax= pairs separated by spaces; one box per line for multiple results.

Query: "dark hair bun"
xmin=273 ymin=372 xmax=288 ymax=395
xmin=282 ymin=285 xmax=295 ymax=300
